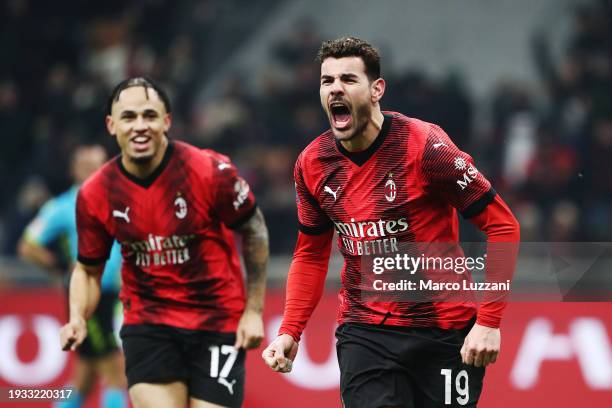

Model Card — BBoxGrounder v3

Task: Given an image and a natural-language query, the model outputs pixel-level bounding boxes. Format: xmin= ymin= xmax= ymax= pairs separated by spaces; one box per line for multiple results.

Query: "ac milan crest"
xmin=174 ymin=193 xmax=188 ymax=219
xmin=384 ymin=174 xmax=396 ymax=202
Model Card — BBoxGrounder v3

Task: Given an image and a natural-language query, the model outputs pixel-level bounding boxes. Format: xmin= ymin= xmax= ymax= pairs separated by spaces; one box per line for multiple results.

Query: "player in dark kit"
xmin=60 ymin=77 xmax=269 ymax=408
xmin=263 ymin=38 xmax=520 ymax=407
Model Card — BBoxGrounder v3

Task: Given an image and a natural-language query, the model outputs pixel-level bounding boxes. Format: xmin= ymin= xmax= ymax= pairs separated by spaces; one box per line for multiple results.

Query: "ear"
xmin=371 ymin=78 xmax=386 ymax=104
xmin=105 ymin=115 xmax=115 ymax=136
xmin=163 ymin=113 xmax=172 ymax=132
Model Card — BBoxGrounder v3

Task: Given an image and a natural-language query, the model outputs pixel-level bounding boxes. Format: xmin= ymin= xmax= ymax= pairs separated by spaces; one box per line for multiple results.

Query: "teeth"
xmin=133 ymin=136 xmax=149 ymax=143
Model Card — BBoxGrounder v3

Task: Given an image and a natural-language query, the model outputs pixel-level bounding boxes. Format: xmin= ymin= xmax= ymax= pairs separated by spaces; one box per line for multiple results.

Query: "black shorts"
xmin=120 ymin=324 xmax=245 ymax=408
xmin=336 ymin=320 xmax=485 ymax=408
xmin=78 ymin=292 xmax=120 ymax=359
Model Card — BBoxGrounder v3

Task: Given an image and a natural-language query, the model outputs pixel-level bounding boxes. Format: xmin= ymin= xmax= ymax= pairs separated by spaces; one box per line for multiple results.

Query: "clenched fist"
xmin=262 ymin=334 xmax=299 ymax=373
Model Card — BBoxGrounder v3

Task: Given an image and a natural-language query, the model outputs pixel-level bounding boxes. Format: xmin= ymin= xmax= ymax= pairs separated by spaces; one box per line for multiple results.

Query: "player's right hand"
xmin=262 ymin=333 xmax=299 ymax=373
xmin=59 ymin=317 xmax=87 ymax=351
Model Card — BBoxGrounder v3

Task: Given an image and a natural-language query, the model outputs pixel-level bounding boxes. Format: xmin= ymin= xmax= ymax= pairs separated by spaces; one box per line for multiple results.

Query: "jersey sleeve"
xmin=420 ymin=124 xmax=496 ymax=218
xmin=76 ymin=189 xmax=113 ymax=265
xmin=278 ymin=229 xmax=334 ymax=342
xmin=23 ymin=200 xmax=67 ymax=246
xmin=469 ymin=194 xmax=520 ymax=328
xmin=294 ymin=153 xmax=333 ymax=235
xmin=211 ymin=156 xmax=257 ymax=229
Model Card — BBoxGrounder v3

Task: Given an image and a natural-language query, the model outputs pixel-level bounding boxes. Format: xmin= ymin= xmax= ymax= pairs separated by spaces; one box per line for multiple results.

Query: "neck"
xmin=121 ymin=138 xmax=169 ymax=179
xmin=340 ymin=108 xmax=384 ymax=152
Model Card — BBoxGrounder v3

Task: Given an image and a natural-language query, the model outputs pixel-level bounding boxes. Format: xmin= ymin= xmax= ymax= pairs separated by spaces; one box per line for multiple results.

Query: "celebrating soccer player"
xmin=262 ymin=38 xmax=520 ymax=407
xmin=20 ymin=145 xmax=127 ymax=408
xmin=59 ymin=77 xmax=269 ymax=408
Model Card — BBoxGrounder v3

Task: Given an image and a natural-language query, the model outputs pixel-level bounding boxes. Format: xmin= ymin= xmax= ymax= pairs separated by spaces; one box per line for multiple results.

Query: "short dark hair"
xmin=316 ymin=37 xmax=381 ymax=81
xmin=106 ymin=76 xmax=172 ymax=115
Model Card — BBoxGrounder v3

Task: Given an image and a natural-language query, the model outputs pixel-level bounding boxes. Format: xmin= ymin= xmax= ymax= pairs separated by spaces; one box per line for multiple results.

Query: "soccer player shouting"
xmin=263 ymin=38 xmax=520 ymax=407
xmin=60 ymin=77 xmax=269 ymax=408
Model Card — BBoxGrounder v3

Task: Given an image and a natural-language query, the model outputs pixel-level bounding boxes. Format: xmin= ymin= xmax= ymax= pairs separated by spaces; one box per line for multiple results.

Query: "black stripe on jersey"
xmin=461 ymin=187 xmax=497 ymax=218
xmin=298 ymin=220 xmax=333 ymax=235
xmin=227 ymin=203 xmax=258 ymax=230
xmin=78 ymin=253 xmax=109 ymax=266
xmin=335 ymin=114 xmax=393 ymax=166
xmin=117 ymin=140 xmax=174 ymax=188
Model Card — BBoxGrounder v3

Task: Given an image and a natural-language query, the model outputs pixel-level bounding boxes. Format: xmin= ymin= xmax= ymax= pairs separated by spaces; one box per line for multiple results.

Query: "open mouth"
xmin=330 ymin=102 xmax=352 ymax=130
xmin=130 ymin=135 xmax=152 ymax=152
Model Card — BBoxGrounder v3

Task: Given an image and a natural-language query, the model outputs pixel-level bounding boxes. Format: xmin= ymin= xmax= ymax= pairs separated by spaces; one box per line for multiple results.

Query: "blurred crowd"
xmin=1 ymin=0 xmax=611 ymax=257
xmin=501 ymin=0 xmax=612 ymax=242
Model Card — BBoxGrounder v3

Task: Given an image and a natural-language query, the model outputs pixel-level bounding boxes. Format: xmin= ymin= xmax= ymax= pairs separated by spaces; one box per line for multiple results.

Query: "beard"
xmin=128 ymin=152 xmax=155 ymax=164
xmin=331 ymin=100 xmax=371 ymax=142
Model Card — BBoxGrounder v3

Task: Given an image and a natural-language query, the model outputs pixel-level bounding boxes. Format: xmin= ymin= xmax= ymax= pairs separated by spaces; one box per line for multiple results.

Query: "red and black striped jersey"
xmin=294 ymin=112 xmax=495 ymax=329
xmin=76 ymin=141 xmax=256 ymax=332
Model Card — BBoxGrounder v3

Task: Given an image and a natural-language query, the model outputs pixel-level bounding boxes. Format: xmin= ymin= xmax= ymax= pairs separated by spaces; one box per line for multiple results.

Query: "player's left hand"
xmin=234 ymin=309 xmax=264 ymax=349
xmin=460 ymin=323 xmax=500 ymax=367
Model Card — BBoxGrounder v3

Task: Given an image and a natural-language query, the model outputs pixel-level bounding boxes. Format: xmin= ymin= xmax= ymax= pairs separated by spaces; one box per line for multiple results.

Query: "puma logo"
xmin=218 ymin=377 xmax=236 ymax=395
xmin=433 ymin=141 xmax=448 ymax=149
xmin=324 ymin=185 xmax=340 ymax=202
xmin=112 ymin=207 xmax=130 ymax=223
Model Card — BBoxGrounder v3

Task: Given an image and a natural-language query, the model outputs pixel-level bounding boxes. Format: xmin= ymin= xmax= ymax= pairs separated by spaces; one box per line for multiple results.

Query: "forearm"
xmin=68 ymin=263 xmax=103 ymax=321
xmin=279 ymin=230 xmax=333 ymax=342
xmin=18 ymin=240 xmax=59 ymax=270
xmin=477 ymin=244 xmax=518 ymax=327
xmin=279 ymin=258 xmax=327 ymax=341
xmin=470 ymin=195 xmax=520 ymax=327
xmin=240 ymin=208 xmax=269 ymax=313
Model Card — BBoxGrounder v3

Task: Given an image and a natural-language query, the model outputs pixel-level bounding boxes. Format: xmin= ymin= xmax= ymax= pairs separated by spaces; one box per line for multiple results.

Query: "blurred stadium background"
xmin=0 ymin=0 xmax=611 ymax=406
